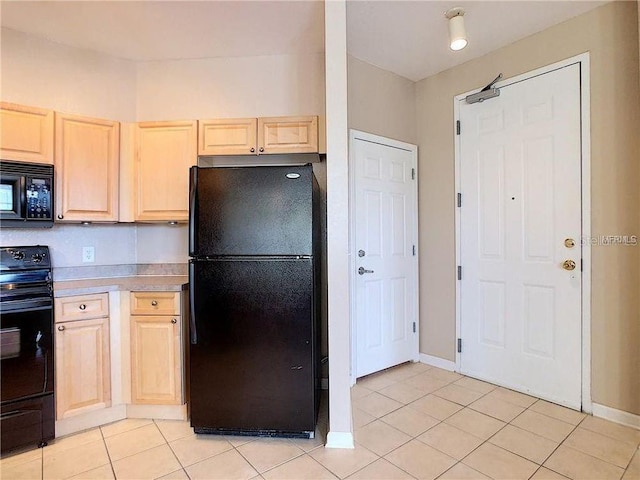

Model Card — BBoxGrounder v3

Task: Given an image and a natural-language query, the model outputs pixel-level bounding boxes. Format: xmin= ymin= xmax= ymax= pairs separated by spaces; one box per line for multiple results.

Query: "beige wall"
xmin=136 ymin=54 xmax=325 ymax=121
xmin=135 ymin=53 xmax=326 ymax=264
xmin=0 ymin=28 xmax=139 ymax=267
xmin=347 ymin=55 xmax=416 ymax=144
xmin=1 ymin=28 xmax=137 ymax=121
xmin=416 ymin=1 xmax=640 ymax=415
xmin=1 ymin=28 xmax=327 ymax=269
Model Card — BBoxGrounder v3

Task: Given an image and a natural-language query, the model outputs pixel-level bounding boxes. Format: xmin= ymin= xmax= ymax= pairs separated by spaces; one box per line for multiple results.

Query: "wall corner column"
xmin=324 ymin=0 xmax=354 ymax=448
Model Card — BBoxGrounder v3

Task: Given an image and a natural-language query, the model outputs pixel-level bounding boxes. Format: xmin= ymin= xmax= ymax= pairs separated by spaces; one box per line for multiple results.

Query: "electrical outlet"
xmin=82 ymin=246 xmax=95 ymax=263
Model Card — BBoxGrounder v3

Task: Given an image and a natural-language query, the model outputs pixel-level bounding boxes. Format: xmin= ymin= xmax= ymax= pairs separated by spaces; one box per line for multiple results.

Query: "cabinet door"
xmin=0 ymin=102 xmax=54 ymax=164
xmin=55 ymin=113 xmax=119 ymax=222
xmin=258 ymin=116 xmax=318 ymax=154
xmin=135 ymin=121 xmax=197 ymax=221
xmin=131 ymin=315 xmax=182 ymax=404
xmin=55 ymin=318 xmax=111 ymax=419
xmin=198 ymin=118 xmax=257 ymax=155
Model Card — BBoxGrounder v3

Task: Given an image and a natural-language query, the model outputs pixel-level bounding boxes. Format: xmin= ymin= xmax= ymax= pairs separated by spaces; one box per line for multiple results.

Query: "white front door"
xmin=352 ymin=131 xmax=418 ymax=379
xmin=458 ymin=64 xmax=583 ymax=409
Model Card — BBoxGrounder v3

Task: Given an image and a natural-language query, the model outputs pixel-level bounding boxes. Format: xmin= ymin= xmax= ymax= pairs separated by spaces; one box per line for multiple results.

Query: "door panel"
xmin=354 ymin=137 xmax=417 ymax=378
xmin=55 ymin=318 xmax=110 ymax=419
xmin=191 ymin=166 xmax=313 ymax=256
xmin=190 ymin=258 xmax=316 ymax=432
xmin=459 ymin=63 xmax=582 ymax=408
xmin=131 ymin=316 xmax=181 ymax=404
xmin=0 ymin=307 xmax=54 ymax=402
xmin=135 ymin=121 xmax=197 ymax=221
xmin=55 ymin=113 xmax=119 ymax=222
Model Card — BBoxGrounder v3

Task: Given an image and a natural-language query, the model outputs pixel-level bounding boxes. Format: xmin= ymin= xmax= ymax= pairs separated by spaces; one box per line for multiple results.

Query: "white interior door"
xmin=352 ymin=132 xmax=418 ymax=378
xmin=458 ymin=64 xmax=583 ymax=409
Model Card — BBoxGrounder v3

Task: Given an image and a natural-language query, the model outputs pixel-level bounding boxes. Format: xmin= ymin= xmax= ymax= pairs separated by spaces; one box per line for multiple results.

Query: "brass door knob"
xmin=564 ymin=238 xmax=576 ymax=248
xmin=562 ymin=260 xmax=576 ymax=271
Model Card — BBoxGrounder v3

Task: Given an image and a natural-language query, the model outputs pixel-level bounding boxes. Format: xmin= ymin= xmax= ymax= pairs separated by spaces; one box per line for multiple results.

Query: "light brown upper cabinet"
xmin=198 ymin=115 xmax=318 ymax=156
xmin=134 ymin=121 xmax=197 ymax=222
xmin=55 ymin=113 xmax=120 ymax=222
xmin=258 ymin=116 xmax=318 ymax=154
xmin=198 ymin=118 xmax=257 ymax=155
xmin=0 ymin=102 xmax=54 ymax=164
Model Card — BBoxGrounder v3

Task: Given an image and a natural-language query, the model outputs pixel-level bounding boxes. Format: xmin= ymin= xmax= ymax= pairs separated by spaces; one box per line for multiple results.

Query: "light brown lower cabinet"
xmin=130 ymin=291 xmax=183 ymax=405
xmin=55 ymin=317 xmax=111 ymax=419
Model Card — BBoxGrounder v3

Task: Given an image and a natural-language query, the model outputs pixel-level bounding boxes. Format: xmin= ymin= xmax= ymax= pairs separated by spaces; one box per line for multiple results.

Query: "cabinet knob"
xmin=57 ymin=325 xmax=65 ymax=331
xmin=151 ymin=300 xmax=158 ymax=306
xmin=79 ymin=304 xmax=86 ymax=310
xmin=171 ymin=318 xmax=177 ymax=324
xmin=259 ymin=147 xmax=264 ymax=153
xmin=250 ymin=147 xmax=255 ymax=153
xmin=57 ymin=214 xmax=64 ymax=220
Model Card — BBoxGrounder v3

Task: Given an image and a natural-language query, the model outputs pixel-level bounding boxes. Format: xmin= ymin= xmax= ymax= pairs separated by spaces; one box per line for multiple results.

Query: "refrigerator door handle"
xmin=189 ymin=166 xmax=198 ymax=256
xmin=189 ymin=261 xmax=198 ymax=345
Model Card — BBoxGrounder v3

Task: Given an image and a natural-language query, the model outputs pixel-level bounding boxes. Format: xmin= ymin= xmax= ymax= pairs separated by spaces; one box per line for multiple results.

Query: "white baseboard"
xmin=126 ymin=404 xmax=187 ymax=421
xmin=592 ymin=403 xmax=640 ymax=430
xmin=420 ymin=353 xmax=457 ymax=372
xmin=56 ymin=405 xmax=127 ymax=438
xmin=325 ymin=431 xmax=354 ymax=449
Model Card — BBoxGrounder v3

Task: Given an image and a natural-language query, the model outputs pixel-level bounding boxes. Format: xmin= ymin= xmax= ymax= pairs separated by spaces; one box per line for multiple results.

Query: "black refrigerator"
xmin=188 ymin=164 xmax=321 ymax=438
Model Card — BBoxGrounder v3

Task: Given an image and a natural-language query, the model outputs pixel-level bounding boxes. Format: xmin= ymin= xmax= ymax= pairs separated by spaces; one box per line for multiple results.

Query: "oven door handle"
xmin=0 ymin=298 xmax=53 ymax=313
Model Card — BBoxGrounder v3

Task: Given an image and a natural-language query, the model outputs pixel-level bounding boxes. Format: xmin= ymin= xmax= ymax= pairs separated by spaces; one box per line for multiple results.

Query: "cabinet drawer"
xmin=130 ymin=292 xmax=180 ymax=315
xmin=55 ymin=293 xmax=109 ymax=322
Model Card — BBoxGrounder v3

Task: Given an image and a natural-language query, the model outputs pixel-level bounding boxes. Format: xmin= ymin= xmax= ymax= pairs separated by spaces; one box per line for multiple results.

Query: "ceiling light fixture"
xmin=445 ymin=7 xmax=468 ymax=51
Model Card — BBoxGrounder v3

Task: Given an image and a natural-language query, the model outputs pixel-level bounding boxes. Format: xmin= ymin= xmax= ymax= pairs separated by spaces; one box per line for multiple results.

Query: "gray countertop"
xmin=53 ymin=275 xmax=188 ymax=297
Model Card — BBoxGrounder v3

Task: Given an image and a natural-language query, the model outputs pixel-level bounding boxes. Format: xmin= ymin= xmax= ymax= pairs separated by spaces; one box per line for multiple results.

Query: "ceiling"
xmin=0 ymin=1 xmax=326 ymax=61
xmin=347 ymin=0 xmax=609 ymax=81
xmin=1 ymin=0 xmax=609 ymax=82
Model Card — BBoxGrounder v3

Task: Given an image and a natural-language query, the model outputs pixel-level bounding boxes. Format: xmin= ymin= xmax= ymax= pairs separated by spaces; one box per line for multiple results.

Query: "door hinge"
xmin=456 ymin=120 xmax=461 ymax=135
xmin=411 ymin=168 xmax=415 ymax=180
xmin=457 ymin=338 xmax=462 ymax=353
xmin=457 ymin=266 xmax=462 ymax=280
xmin=413 ymin=322 xmax=416 ymax=333
xmin=457 ymin=193 xmax=462 ymax=207
xmin=412 ymin=245 xmax=416 ymax=256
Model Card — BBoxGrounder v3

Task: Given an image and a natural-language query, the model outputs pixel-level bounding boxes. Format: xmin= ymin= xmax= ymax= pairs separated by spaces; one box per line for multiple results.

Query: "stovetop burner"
xmin=1 ymin=245 xmax=51 ymax=271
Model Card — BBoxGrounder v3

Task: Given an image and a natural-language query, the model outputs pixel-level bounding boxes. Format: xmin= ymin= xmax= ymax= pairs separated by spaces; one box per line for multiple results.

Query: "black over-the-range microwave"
xmin=0 ymin=160 xmax=54 ymax=228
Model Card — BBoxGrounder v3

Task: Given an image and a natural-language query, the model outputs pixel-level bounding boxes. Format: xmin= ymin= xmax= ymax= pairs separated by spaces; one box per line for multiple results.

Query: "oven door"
xmin=0 ymin=174 xmax=25 ymax=221
xmin=0 ymin=300 xmax=54 ymax=403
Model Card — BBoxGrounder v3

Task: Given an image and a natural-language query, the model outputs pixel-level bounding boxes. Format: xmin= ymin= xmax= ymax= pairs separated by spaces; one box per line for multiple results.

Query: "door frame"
xmin=349 ymin=129 xmax=420 ymax=386
xmin=453 ymin=53 xmax=592 ymax=412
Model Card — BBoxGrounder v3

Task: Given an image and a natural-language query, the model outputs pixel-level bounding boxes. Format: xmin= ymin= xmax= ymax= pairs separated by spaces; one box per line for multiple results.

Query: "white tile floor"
xmin=1 ymin=363 xmax=639 ymax=479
